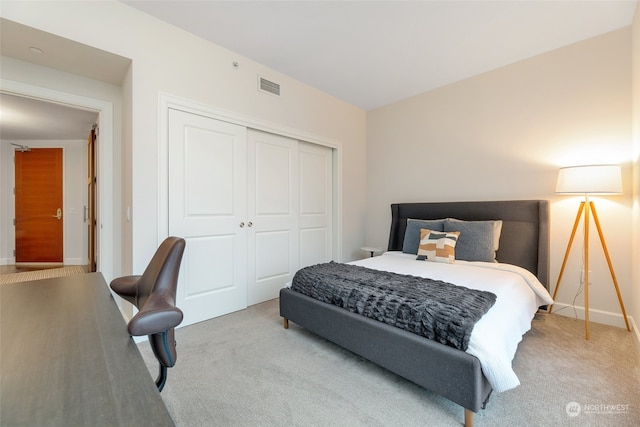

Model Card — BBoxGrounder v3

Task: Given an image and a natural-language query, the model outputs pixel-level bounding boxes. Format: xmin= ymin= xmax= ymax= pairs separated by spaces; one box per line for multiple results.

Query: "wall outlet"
xmin=580 ymin=270 xmax=593 ymax=285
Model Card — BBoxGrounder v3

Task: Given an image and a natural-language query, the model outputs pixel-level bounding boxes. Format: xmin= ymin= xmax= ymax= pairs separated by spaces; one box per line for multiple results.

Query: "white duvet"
xmin=348 ymin=251 xmax=554 ymax=393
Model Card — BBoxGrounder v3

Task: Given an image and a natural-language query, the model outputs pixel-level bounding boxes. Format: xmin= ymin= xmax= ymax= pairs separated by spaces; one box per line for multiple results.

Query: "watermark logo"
xmin=566 ymin=401 xmax=630 ymax=417
xmin=566 ymin=402 xmax=581 ymax=417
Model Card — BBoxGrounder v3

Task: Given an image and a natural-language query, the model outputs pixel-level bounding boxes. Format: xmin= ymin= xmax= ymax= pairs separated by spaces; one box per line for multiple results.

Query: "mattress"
xmin=346 ymin=251 xmax=554 ymax=393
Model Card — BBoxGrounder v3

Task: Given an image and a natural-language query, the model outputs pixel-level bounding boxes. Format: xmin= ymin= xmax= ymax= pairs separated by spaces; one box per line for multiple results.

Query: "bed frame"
xmin=280 ymin=200 xmax=549 ymax=427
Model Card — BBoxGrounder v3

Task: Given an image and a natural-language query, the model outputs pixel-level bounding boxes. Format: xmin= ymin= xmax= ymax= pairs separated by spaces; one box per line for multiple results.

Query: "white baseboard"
xmin=63 ymin=258 xmax=87 ymax=265
xmin=1 ymin=258 xmax=87 ymax=266
xmin=551 ymin=302 xmax=637 ymax=334
xmin=631 ymin=317 xmax=640 ymax=350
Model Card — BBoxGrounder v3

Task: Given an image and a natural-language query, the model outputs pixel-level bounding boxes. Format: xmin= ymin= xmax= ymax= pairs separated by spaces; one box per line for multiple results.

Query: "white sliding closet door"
xmin=247 ymin=130 xmax=299 ymax=305
xmin=168 ymin=109 xmax=248 ymax=326
xmin=167 ymin=107 xmax=335 ymax=323
xmin=299 ymin=141 xmax=333 ymax=268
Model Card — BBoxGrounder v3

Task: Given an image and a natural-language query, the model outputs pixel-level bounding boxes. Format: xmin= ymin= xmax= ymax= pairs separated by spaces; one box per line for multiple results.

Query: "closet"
xmin=168 ymin=108 xmax=332 ymax=326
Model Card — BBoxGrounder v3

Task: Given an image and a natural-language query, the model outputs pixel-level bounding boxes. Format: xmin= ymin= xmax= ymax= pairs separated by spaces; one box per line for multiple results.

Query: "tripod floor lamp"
xmin=549 ymin=164 xmax=630 ymax=340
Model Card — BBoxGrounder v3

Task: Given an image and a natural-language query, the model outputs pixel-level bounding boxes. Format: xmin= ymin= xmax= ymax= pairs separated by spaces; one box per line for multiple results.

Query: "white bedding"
xmin=348 ymin=251 xmax=554 ymax=393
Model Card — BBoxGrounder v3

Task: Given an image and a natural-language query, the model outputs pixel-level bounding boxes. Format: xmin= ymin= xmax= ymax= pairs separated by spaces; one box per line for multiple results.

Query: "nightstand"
xmin=361 ymin=246 xmax=383 ymax=258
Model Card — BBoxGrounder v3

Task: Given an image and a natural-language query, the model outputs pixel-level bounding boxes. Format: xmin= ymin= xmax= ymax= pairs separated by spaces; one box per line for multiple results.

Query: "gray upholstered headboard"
xmin=388 ymin=200 xmax=549 ymax=289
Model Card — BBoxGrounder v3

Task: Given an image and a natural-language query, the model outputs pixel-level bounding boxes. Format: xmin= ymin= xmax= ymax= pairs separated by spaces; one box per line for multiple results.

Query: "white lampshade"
xmin=556 ymin=165 xmax=623 ymax=195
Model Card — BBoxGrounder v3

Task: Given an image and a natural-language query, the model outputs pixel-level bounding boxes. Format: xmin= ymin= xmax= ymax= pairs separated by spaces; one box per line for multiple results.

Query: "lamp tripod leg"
xmin=550 ymin=202 xmax=585 ymax=314
xmin=588 ymin=202 xmax=631 ymax=332
xmin=584 ymin=202 xmax=590 ymax=340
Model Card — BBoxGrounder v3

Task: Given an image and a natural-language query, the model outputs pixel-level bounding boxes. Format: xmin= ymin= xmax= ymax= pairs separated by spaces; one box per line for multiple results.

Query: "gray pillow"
xmin=444 ymin=219 xmax=502 ymax=262
xmin=402 ymin=218 xmax=445 ymax=254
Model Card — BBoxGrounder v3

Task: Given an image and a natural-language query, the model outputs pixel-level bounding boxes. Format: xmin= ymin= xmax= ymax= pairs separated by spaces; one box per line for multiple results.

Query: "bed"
xmin=279 ymin=200 xmax=552 ymax=427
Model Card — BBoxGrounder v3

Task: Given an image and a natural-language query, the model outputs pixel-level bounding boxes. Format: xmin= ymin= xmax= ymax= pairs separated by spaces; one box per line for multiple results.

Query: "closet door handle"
xmin=239 ymin=222 xmax=245 ymax=228
xmin=247 ymin=222 xmax=253 ymax=227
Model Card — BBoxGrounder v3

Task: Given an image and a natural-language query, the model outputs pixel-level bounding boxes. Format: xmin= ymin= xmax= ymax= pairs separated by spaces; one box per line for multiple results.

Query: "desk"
xmin=1 ymin=273 xmax=174 ymax=426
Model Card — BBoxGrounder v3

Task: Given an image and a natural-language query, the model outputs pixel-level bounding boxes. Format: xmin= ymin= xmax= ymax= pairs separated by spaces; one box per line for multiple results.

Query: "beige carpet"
xmin=138 ymin=299 xmax=640 ymax=427
xmin=0 ymin=266 xmax=86 ymax=285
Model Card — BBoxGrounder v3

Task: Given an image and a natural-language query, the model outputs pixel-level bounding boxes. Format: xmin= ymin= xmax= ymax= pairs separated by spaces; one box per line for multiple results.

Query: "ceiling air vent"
xmin=258 ymin=76 xmax=281 ymax=96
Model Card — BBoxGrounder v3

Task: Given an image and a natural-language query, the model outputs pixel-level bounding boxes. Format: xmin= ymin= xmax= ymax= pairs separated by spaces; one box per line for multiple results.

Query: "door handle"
xmin=52 ymin=208 xmax=62 ymax=220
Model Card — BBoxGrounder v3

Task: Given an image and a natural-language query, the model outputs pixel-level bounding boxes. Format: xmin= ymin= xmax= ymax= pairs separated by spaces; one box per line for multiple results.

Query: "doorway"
xmin=1 ymin=81 xmax=115 ymax=280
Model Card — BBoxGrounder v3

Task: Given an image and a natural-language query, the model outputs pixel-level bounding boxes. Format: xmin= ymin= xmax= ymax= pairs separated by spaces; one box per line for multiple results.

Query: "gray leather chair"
xmin=110 ymin=236 xmax=186 ymax=391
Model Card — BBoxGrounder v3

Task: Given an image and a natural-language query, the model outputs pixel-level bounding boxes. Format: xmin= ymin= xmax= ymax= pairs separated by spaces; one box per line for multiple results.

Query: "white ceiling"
xmin=123 ymin=0 xmax=637 ymax=110
xmin=0 ymin=1 xmax=636 ymax=141
xmin=0 ymin=18 xmax=128 ymax=141
xmin=0 ymin=93 xmax=98 ymax=141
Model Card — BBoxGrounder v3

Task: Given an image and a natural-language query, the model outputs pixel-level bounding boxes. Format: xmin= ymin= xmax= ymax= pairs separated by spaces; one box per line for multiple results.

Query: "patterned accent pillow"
xmin=416 ymin=229 xmax=460 ymax=263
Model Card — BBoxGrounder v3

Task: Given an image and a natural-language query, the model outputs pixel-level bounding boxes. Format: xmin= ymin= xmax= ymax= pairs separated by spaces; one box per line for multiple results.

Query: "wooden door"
xmin=87 ymin=129 xmax=97 ymax=272
xmin=246 ymin=130 xmax=299 ymax=305
xmin=168 ymin=109 xmax=248 ymax=327
xmin=15 ymin=148 xmax=64 ymax=263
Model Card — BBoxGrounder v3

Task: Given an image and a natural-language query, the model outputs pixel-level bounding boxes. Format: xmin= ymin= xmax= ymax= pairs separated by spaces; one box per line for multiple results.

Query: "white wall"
xmin=4 ymin=1 xmax=632 ymax=333
xmin=0 ymin=139 xmax=86 ymax=265
xmin=0 ymin=0 xmax=367 ymax=278
xmin=0 ymin=141 xmax=12 ymax=262
xmin=366 ymin=28 xmax=634 ymax=329
xmin=631 ymin=1 xmax=640 ymax=342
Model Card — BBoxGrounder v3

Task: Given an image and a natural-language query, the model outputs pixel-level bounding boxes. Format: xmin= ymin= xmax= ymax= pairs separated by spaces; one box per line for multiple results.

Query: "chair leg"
xmin=156 ymin=364 xmax=168 ymax=392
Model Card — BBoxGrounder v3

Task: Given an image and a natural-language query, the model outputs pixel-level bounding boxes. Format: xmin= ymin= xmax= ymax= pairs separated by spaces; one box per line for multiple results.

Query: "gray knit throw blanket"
xmin=291 ymin=262 xmax=496 ymax=351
